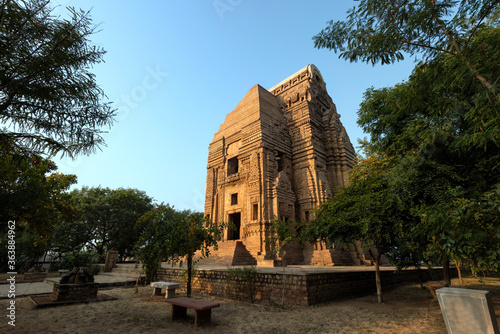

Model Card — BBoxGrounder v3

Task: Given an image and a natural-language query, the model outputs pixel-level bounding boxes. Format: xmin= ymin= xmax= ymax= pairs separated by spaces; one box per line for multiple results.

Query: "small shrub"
xmin=227 ymin=266 xmax=258 ymax=302
xmin=86 ymin=264 xmax=101 ymax=275
xmin=54 ymin=250 xmax=99 ymax=273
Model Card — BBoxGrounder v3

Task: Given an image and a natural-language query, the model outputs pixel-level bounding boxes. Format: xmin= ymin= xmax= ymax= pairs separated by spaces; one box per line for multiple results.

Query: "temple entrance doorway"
xmin=228 ymin=212 xmax=241 ymax=240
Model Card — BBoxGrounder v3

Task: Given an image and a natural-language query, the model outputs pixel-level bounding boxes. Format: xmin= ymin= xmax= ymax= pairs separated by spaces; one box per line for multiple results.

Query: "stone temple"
xmin=201 ymin=65 xmax=366 ymax=266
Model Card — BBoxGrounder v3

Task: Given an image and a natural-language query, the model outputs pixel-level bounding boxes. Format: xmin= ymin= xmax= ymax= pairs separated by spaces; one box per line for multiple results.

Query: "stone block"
xmin=150 ymin=282 xmax=180 ymax=299
xmin=104 ymin=249 xmax=118 ymax=272
xmin=51 ymin=282 xmax=99 ymax=302
xmin=437 ymin=287 xmax=500 ymax=334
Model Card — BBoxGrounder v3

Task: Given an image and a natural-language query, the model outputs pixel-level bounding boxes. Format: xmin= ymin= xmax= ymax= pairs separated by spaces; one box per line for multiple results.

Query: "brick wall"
xmin=156 ymin=267 xmax=454 ymax=306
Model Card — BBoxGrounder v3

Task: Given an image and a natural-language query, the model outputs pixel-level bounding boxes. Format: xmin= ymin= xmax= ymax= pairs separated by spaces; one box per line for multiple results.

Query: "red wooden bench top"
xmin=165 ymin=297 xmax=220 ymax=311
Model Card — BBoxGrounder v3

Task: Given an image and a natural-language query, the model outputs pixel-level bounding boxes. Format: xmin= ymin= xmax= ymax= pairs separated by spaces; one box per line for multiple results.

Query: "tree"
xmin=0 ymin=149 xmax=76 ymax=271
xmin=431 ymin=183 xmax=500 ymax=275
xmin=134 ymin=204 xmax=182 ymax=283
xmin=455 ymin=184 xmax=500 ymax=273
xmin=357 ymin=26 xmax=499 ymax=156
xmin=264 ymin=217 xmax=296 ymax=307
xmin=306 ymin=152 xmax=415 ymax=303
xmin=69 ymin=187 xmax=153 ymax=260
xmin=0 ymin=150 xmax=76 ymax=239
xmin=1 ymin=223 xmax=49 ymax=272
xmin=50 ymin=217 xmax=92 ymax=256
xmin=105 ymin=188 xmax=154 ymax=261
xmin=354 ymin=26 xmax=500 ymax=278
xmin=313 ymin=0 xmax=500 ymax=284
xmin=314 ymin=0 xmax=499 ymax=90
xmin=170 ymin=212 xmax=223 ymax=297
xmin=135 ymin=206 xmax=224 ymax=297
xmin=388 ymin=153 xmax=469 ymax=284
xmin=0 ymin=0 xmax=115 ymax=158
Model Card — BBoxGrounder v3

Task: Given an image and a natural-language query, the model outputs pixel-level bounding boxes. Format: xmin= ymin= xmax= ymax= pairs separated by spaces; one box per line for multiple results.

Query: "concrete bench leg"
xmin=171 ymin=305 xmax=187 ymax=320
xmin=195 ymin=309 xmax=212 ymax=326
xmin=152 ymin=287 xmax=162 ymax=296
xmin=165 ymin=288 xmax=176 ymax=299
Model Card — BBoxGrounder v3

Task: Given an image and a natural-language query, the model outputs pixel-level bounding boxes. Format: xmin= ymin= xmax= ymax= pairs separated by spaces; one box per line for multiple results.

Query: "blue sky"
xmin=53 ymin=0 xmax=417 ymax=212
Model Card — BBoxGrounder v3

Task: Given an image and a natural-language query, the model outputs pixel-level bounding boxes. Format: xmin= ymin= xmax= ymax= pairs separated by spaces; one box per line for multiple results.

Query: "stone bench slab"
xmin=165 ymin=297 xmax=220 ymax=326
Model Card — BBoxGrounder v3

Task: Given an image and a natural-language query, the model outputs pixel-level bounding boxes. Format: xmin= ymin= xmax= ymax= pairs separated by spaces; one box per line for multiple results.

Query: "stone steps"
xmin=194 ymin=240 xmax=257 ymax=266
xmin=232 ymin=241 xmax=257 ymax=266
xmin=194 ymin=240 xmax=238 ymax=265
xmin=98 ymin=263 xmax=145 ymax=279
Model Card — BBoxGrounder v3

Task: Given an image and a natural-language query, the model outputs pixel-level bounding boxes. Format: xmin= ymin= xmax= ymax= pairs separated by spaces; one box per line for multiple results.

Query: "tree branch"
xmin=428 ymin=0 xmax=495 ymax=90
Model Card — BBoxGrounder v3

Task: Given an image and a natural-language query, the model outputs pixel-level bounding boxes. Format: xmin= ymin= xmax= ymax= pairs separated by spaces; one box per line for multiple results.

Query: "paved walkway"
xmin=0 ymin=274 xmax=135 ymax=299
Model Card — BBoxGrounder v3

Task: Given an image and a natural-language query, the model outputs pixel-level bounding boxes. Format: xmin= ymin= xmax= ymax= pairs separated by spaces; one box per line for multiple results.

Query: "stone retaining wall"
xmin=23 ymin=272 xmax=47 ymax=280
xmin=51 ymin=283 xmax=99 ymax=302
xmin=157 ymin=267 xmax=453 ymax=306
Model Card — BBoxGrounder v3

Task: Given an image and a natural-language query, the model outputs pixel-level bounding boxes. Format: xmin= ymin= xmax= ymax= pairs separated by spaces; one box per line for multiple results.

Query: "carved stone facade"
xmin=204 ymin=65 xmax=359 ymax=266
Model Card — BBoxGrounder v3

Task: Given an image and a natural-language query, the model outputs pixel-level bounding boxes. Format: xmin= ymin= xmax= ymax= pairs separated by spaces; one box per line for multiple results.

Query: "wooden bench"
xmin=425 ymin=280 xmax=450 ymax=299
xmin=150 ymin=282 xmax=180 ymax=299
xmin=165 ymin=297 xmax=220 ymax=326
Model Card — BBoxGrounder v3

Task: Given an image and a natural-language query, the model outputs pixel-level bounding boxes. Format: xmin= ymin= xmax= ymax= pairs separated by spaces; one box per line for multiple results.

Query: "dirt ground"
xmin=2 ymin=277 xmax=499 ymax=334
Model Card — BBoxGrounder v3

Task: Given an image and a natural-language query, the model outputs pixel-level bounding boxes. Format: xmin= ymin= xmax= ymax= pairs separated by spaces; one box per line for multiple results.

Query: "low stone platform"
xmin=0 ymin=274 xmax=137 ymax=299
xmin=156 ymin=264 xmax=454 ymax=306
xmin=44 ymin=274 xmax=136 ymax=288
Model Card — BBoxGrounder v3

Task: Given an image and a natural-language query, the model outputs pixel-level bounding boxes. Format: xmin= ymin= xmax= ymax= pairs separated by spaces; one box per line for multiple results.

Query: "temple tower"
xmin=203 ymin=65 xmax=359 ymax=266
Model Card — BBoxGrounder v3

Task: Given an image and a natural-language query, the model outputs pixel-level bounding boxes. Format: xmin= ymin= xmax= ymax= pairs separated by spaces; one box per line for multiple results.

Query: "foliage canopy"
xmin=135 ymin=205 xmax=224 ymax=296
xmin=355 ymin=24 xmax=500 ymax=273
xmin=0 ymin=150 xmax=76 ymax=239
xmin=314 ymin=0 xmax=499 ymax=90
xmin=0 ymin=0 xmax=115 ymax=157
xmin=67 ymin=186 xmax=154 ymax=260
xmin=310 ymin=0 xmax=500 ymax=285
xmin=308 ymin=152 xmax=414 ymax=302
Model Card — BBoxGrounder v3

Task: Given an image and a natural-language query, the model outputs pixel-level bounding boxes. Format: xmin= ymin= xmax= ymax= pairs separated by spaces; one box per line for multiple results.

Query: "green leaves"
xmin=314 ymin=0 xmax=499 ymax=90
xmin=314 ymin=1 xmax=499 ymax=276
xmin=0 ymin=0 xmax=115 ymax=157
xmin=134 ymin=204 xmax=180 ymax=282
xmin=134 ymin=205 xmax=224 ymax=283
xmin=309 ymin=153 xmax=409 ymax=257
xmin=67 ymin=186 xmax=153 ymax=260
xmin=0 ymin=148 xmax=78 ymax=270
xmin=0 ymin=149 xmax=76 ymax=240
xmin=349 ymin=18 xmax=500 ymax=273
xmin=265 ymin=217 xmax=296 ymax=257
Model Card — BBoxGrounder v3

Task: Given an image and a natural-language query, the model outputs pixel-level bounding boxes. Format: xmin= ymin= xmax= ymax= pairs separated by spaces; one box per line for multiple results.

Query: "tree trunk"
xmin=369 ymin=249 xmax=383 ymax=303
xmin=442 ymin=255 xmax=451 ymax=285
xmin=282 ymin=259 xmax=286 ymax=307
xmin=416 ymin=266 xmax=424 ymax=289
xmin=187 ymin=255 xmax=192 ymax=298
xmin=375 ymin=257 xmax=383 ymax=304
xmin=471 ymin=266 xmax=478 ymax=278
xmin=454 ymin=258 xmax=463 ymax=284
